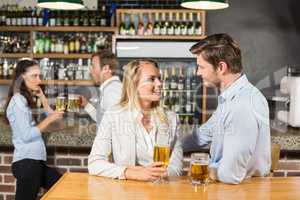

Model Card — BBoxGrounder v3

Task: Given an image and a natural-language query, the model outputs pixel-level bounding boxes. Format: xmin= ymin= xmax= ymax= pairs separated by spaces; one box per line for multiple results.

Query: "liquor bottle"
xmin=137 ymin=13 xmax=144 ymax=36
xmin=119 ymin=12 xmax=126 ymax=35
xmin=22 ymin=7 xmax=27 ymax=26
xmin=0 ymin=59 xmax=3 ymax=78
xmin=44 ymin=32 xmax=51 ymax=53
xmin=27 ymin=7 xmax=33 ymax=26
xmin=170 ymin=66 xmax=178 ymax=90
xmin=55 ymin=10 xmax=62 ymax=26
xmin=75 ymin=33 xmax=80 ymax=53
xmin=186 ymin=68 xmax=191 ymax=90
xmin=180 ymin=13 xmax=188 ymax=35
xmin=162 ymin=90 xmax=169 ymax=109
xmin=49 ymin=10 xmax=56 ymax=26
xmin=145 ymin=13 xmax=153 ymax=35
xmin=90 ymin=8 xmax=96 ymax=26
xmin=100 ymin=5 xmax=107 ymax=26
xmin=3 ymin=59 xmax=8 ymax=79
xmin=128 ymin=14 xmax=135 ymax=36
xmin=38 ymin=8 xmax=43 ymax=26
xmin=178 ymin=65 xmax=185 ymax=90
xmin=195 ymin=13 xmax=202 ymax=36
xmin=153 ymin=12 xmax=160 ymax=35
xmin=187 ymin=13 xmax=195 ymax=35
xmin=68 ymin=33 xmax=75 ymax=53
xmin=5 ymin=7 xmax=11 ymax=26
xmin=32 ymin=8 xmax=38 ymax=26
xmin=50 ymin=34 xmax=56 ymax=53
xmin=163 ymin=68 xmax=170 ymax=90
xmin=160 ymin=13 xmax=167 ymax=35
xmin=16 ymin=7 xmax=22 ymax=26
xmin=73 ymin=10 xmax=79 ymax=26
xmin=83 ymin=11 xmax=89 ymax=26
xmin=167 ymin=12 xmax=174 ymax=35
xmin=173 ymin=92 xmax=180 ymax=113
xmin=174 ymin=12 xmax=181 ymax=36
xmin=185 ymin=91 xmax=192 ymax=113
xmin=191 ymin=68 xmax=197 ymax=89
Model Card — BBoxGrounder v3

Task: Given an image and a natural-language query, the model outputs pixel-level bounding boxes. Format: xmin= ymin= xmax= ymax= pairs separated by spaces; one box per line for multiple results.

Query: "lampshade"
xmin=181 ymin=0 xmax=229 ymax=10
xmin=37 ymin=0 xmax=84 ymax=10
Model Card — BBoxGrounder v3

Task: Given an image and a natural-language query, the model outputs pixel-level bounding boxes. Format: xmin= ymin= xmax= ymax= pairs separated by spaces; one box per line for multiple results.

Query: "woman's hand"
xmin=124 ymin=162 xmax=167 ymax=181
xmin=46 ymin=111 xmax=64 ymax=123
xmin=33 ymin=86 xmax=46 ymax=99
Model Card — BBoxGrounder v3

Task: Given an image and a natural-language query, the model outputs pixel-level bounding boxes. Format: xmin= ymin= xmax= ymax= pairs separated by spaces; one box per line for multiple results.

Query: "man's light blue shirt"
xmin=195 ymin=75 xmax=271 ymax=184
xmin=6 ymin=93 xmax=46 ymax=163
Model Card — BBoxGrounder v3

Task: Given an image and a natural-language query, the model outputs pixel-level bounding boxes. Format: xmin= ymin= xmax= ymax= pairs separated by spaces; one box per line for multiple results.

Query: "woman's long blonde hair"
xmin=119 ymin=59 xmax=168 ymax=125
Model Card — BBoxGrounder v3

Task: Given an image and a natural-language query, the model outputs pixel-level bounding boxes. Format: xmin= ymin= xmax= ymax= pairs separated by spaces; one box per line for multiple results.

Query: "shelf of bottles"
xmin=160 ymin=63 xmax=200 ymax=127
xmin=33 ymin=31 xmax=114 ymax=55
xmin=116 ymin=9 xmax=205 ymax=40
xmin=0 ymin=58 xmax=94 ymax=86
xmin=0 ymin=4 xmax=111 ymax=27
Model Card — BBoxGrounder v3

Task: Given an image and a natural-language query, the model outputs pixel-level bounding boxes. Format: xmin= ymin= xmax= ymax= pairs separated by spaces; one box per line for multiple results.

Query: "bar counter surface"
xmin=41 ymin=172 xmax=300 ymax=200
xmin=1 ymin=116 xmax=300 ymax=150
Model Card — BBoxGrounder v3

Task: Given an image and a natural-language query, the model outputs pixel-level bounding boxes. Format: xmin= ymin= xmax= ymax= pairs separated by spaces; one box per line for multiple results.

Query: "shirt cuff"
xmin=118 ymin=166 xmax=128 ymax=180
xmin=84 ymin=103 xmax=95 ymax=114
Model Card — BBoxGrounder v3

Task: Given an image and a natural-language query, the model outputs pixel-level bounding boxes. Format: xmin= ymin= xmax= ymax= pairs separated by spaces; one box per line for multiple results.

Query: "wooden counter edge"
xmin=40 ymin=172 xmax=69 ymax=200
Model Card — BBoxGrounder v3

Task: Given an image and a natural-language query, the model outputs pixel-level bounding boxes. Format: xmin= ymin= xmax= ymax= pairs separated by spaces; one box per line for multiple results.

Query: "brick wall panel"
xmin=6 ymin=194 xmax=15 ymax=200
xmin=0 ymin=194 xmax=3 ymax=200
xmin=69 ymin=168 xmax=88 ymax=173
xmin=0 ymin=166 xmax=11 ymax=173
xmin=56 ymin=158 xmax=81 ymax=166
xmin=0 ymin=175 xmax=2 ymax=183
xmin=4 ymin=175 xmax=15 ymax=184
xmin=287 ymin=171 xmax=300 ymax=176
xmin=4 ymin=156 xmax=12 ymax=165
xmin=278 ymin=161 xmax=300 ymax=170
xmin=0 ymin=184 xmax=15 ymax=193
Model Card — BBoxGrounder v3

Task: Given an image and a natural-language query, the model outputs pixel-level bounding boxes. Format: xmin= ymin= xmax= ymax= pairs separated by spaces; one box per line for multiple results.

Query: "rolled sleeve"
xmin=84 ymin=102 xmax=97 ymax=121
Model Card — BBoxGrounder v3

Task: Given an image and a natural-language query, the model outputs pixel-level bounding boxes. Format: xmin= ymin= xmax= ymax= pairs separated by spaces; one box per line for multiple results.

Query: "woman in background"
xmin=88 ymin=59 xmax=183 ymax=181
xmin=4 ymin=59 xmax=64 ymax=200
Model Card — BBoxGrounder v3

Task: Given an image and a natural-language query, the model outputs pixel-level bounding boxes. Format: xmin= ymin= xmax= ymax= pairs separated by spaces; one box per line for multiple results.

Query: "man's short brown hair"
xmin=92 ymin=50 xmax=119 ymax=75
xmin=190 ymin=33 xmax=242 ymax=73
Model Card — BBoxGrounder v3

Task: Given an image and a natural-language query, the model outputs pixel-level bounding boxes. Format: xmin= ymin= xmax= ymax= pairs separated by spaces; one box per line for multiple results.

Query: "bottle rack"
xmin=116 ymin=9 xmax=206 ymax=40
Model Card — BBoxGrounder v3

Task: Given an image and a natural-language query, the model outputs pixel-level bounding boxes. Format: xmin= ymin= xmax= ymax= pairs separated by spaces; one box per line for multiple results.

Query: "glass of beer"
xmin=190 ymin=153 xmax=209 ymax=185
xmin=153 ymin=126 xmax=171 ymax=183
xmin=67 ymin=94 xmax=80 ymax=112
xmin=55 ymin=96 xmax=66 ymax=111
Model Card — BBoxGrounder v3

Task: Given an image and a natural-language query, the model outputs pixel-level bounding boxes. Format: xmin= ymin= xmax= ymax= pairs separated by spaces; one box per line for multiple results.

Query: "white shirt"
xmin=88 ymin=106 xmax=183 ymax=179
xmin=84 ymin=76 xmax=122 ymax=123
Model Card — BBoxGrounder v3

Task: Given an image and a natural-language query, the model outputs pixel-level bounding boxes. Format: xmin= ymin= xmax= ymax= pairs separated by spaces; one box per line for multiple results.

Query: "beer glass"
xmin=153 ymin=125 xmax=171 ymax=183
xmin=67 ymin=94 xmax=80 ymax=112
xmin=190 ymin=153 xmax=209 ymax=185
xmin=55 ymin=96 xmax=66 ymax=111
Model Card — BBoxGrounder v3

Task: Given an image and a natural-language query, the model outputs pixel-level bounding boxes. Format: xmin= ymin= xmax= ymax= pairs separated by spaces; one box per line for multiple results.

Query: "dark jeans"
xmin=12 ymin=159 xmax=62 ymax=200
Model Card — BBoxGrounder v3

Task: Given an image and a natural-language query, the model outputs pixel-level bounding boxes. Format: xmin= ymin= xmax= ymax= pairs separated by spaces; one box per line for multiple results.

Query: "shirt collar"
xmin=99 ymin=76 xmax=120 ymax=91
xmin=219 ymin=74 xmax=248 ymax=103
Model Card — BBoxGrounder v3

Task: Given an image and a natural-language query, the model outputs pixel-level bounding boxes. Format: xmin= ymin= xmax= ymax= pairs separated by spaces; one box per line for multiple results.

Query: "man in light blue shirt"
xmin=189 ymin=33 xmax=271 ymax=184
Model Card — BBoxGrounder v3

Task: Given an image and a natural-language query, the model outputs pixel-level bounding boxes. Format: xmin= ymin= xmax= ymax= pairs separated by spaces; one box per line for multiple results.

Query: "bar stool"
xmin=270 ymin=143 xmax=281 ymax=177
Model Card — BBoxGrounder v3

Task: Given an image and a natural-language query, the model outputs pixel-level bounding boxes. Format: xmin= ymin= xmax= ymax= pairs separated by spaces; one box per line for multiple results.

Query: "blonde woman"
xmin=88 ymin=59 xmax=183 ymax=181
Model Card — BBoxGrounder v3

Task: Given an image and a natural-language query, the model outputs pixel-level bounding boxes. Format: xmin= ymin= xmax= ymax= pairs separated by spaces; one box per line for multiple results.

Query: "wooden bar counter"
xmin=41 ymin=172 xmax=300 ymax=200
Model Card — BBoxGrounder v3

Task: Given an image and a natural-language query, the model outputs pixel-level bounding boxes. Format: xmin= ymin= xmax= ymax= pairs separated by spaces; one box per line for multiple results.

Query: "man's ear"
xmin=217 ymin=61 xmax=228 ymax=75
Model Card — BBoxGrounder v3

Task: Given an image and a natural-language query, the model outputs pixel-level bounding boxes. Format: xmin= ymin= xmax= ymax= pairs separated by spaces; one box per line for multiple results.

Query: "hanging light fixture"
xmin=181 ymin=0 xmax=229 ymax=10
xmin=37 ymin=0 xmax=85 ymax=10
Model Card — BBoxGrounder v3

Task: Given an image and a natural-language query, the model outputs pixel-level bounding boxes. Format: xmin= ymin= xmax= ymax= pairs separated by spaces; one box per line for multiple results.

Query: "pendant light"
xmin=181 ymin=0 xmax=229 ymax=10
xmin=37 ymin=0 xmax=85 ymax=10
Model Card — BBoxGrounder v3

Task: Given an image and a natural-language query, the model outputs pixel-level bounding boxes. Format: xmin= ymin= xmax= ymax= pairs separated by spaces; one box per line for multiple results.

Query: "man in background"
xmin=81 ymin=50 xmax=122 ymax=124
